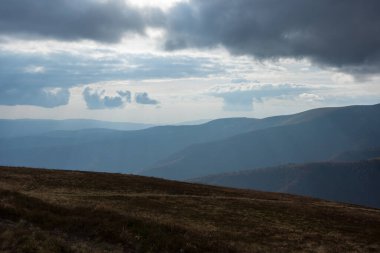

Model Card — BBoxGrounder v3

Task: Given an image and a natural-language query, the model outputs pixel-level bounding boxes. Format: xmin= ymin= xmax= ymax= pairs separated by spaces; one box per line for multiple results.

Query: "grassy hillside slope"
xmin=0 ymin=166 xmax=380 ymax=252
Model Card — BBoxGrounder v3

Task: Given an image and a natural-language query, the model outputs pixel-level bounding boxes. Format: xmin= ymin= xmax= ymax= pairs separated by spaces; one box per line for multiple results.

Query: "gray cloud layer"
xmin=0 ymin=87 xmax=70 ymax=108
xmin=0 ymin=51 xmax=222 ymax=107
xmin=165 ymin=0 xmax=380 ymax=74
xmin=0 ymin=0 xmax=163 ymax=42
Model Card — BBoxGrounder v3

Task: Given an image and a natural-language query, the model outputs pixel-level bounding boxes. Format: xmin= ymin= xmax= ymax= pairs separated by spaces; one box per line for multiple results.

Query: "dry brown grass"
xmin=1 ymin=166 xmax=380 ymax=252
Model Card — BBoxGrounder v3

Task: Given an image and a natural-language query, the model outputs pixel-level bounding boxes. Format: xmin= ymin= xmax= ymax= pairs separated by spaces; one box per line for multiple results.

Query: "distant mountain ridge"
xmin=0 ymin=117 xmax=282 ymax=172
xmin=332 ymin=146 xmax=380 ymax=162
xmin=192 ymin=159 xmax=380 ymax=208
xmin=141 ymin=103 xmax=380 ymax=179
xmin=0 ymin=119 xmax=154 ymax=138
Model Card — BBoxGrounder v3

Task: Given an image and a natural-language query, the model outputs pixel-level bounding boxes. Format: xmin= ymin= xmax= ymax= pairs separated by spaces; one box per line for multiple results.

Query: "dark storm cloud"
xmin=135 ymin=92 xmax=159 ymax=105
xmin=0 ymin=0 xmax=163 ymax=42
xmin=2 ymin=0 xmax=379 ymax=74
xmin=83 ymin=87 xmax=131 ymax=109
xmin=165 ymin=0 xmax=380 ymax=74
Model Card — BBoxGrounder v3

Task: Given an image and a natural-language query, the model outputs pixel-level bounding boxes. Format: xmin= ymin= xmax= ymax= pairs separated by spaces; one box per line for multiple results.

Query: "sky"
xmin=0 ymin=0 xmax=379 ymax=124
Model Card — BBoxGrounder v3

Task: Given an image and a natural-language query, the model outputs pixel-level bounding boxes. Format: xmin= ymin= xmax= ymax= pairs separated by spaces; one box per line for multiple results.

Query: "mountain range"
xmin=0 ymin=118 xmax=153 ymax=138
xmin=140 ymin=103 xmax=380 ymax=179
xmin=1 ymin=104 xmax=380 ymax=177
xmin=0 ymin=117 xmax=268 ymax=172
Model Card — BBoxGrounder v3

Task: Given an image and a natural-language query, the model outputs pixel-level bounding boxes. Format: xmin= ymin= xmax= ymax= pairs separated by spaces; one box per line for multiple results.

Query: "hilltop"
xmin=1 ymin=166 xmax=380 ymax=252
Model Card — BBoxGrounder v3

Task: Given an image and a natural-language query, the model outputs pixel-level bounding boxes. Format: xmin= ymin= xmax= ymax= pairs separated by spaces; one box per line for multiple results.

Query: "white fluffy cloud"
xmin=83 ymin=87 xmax=131 ymax=109
xmin=299 ymin=93 xmax=324 ymax=102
